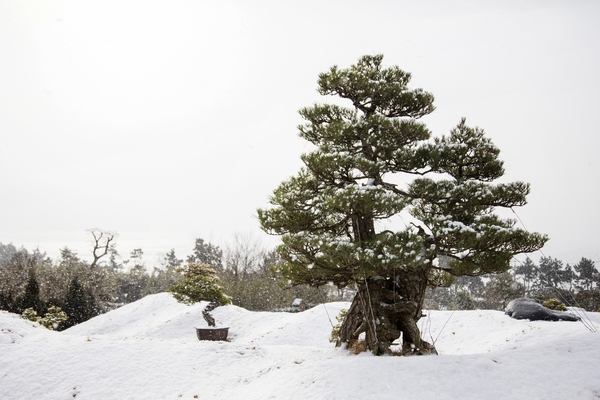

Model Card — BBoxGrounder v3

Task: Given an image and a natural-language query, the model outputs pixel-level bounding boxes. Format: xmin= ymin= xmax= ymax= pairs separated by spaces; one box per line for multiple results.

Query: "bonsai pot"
xmin=195 ymin=326 xmax=229 ymax=341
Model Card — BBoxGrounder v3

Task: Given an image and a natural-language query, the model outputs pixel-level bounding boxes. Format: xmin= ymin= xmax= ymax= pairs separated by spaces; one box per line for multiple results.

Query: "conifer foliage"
xmin=258 ymin=55 xmax=547 ymax=355
xmin=63 ymin=277 xmax=93 ymax=329
xmin=168 ymin=262 xmax=230 ymax=306
xmin=21 ymin=273 xmax=45 ymax=316
xmin=21 ymin=306 xmax=68 ymax=330
xmin=169 ymin=262 xmax=231 ymax=327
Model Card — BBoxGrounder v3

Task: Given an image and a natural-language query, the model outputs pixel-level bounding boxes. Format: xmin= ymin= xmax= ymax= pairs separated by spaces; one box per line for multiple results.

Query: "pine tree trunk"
xmin=336 ymin=269 xmax=437 ymax=356
xmin=202 ymin=300 xmax=219 ymax=327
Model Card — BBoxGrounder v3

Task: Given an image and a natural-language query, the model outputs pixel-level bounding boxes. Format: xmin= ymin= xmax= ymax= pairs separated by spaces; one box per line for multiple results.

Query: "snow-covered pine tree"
xmin=258 ymin=54 xmax=547 ymax=355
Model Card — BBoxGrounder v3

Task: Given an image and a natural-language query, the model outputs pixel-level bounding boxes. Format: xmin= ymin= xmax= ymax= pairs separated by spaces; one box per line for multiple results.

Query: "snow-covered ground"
xmin=1 ymin=293 xmax=599 ymax=399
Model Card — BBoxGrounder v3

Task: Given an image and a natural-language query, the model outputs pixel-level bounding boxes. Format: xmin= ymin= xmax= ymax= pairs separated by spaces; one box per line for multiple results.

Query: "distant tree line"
xmin=425 ymin=256 xmax=600 ymax=312
xmin=2 ymin=230 xmax=598 ymax=330
xmin=0 ymin=230 xmax=331 ymax=329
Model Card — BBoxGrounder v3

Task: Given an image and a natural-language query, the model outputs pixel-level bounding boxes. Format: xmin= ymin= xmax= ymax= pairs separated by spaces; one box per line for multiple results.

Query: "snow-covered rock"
xmin=505 ymin=298 xmax=580 ymax=321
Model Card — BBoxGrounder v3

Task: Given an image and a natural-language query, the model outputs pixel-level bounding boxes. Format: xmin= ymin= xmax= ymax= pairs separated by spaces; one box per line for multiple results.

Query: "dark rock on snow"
xmin=505 ymin=298 xmax=580 ymax=322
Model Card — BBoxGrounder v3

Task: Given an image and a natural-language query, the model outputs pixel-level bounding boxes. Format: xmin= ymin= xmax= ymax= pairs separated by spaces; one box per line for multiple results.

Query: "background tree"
xmin=123 ymin=248 xmax=144 ymax=269
xmin=424 ymin=287 xmax=454 ymax=310
xmin=452 ymin=291 xmax=477 ymax=310
xmin=187 ymin=238 xmax=223 ymax=272
xmin=164 ymin=249 xmax=183 ymax=270
xmin=106 ymin=247 xmax=122 ymax=272
xmin=530 ymin=287 xmax=576 ymax=307
xmin=0 ymin=242 xmax=19 ymax=265
xmin=536 ymin=256 xmax=567 ymax=290
xmin=0 ymin=246 xmax=38 ymax=313
xmin=258 ymin=55 xmax=547 ymax=355
xmin=89 ymin=229 xmax=116 ymax=268
xmin=220 ymin=234 xmax=267 ymax=308
xmin=224 ymin=232 xmax=265 ymax=279
xmin=220 ymin=232 xmax=331 ymax=311
xmin=574 ymin=289 xmax=600 ymax=311
xmin=21 ymin=272 xmax=45 ymax=315
xmin=562 ymin=263 xmax=577 ymax=292
xmin=425 ymin=275 xmax=485 ymax=310
xmin=144 ymin=249 xmax=184 ymax=295
xmin=114 ymin=248 xmax=149 ymax=303
xmin=62 ymin=277 xmax=92 ymax=329
xmin=574 ymin=258 xmax=598 ymax=291
xmin=483 ymin=272 xmax=525 ymax=310
xmin=453 ymin=276 xmax=485 ymax=300
xmin=54 ymin=243 xmax=115 ymax=316
xmin=514 ymin=257 xmax=538 ymax=295
xmin=58 ymin=247 xmax=81 ymax=267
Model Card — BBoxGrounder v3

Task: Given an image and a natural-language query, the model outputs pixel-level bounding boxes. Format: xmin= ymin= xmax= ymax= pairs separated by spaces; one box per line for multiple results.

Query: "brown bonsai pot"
xmin=195 ymin=326 xmax=229 ymax=341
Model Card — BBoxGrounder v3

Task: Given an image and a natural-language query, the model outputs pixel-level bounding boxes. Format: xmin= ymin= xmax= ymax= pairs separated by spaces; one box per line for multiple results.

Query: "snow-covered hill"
xmin=1 ymin=293 xmax=599 ymax=399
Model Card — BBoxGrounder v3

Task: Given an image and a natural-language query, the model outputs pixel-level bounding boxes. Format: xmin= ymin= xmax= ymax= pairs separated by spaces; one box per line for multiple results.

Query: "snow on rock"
xmin=1 ymin=293 xmax=600 ymax=399
xmin=505 ymin=297 xmax=580 ymax=321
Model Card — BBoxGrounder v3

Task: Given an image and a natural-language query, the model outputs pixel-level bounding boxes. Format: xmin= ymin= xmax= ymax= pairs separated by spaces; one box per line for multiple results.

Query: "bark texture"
xmin=202 ymin=300 xmax=219 ymax=327
xmin=337 ymin=270 xmax=437 ymax=356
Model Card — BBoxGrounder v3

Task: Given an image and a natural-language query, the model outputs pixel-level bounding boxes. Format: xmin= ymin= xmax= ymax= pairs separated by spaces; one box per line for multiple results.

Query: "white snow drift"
xmin=1 ymin=293 xmax=599 ymax=399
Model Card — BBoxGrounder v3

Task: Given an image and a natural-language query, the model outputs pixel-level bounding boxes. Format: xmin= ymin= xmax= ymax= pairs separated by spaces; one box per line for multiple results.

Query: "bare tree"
xmin=89 ymin=229 xmax=116 ymax=268
xmin=224 ymin=232 xmax=266 ymax=279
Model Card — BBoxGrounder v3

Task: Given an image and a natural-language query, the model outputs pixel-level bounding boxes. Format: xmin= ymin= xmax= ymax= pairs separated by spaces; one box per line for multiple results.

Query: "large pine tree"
xmin=258 ymin=55 xmax=547 ymax=355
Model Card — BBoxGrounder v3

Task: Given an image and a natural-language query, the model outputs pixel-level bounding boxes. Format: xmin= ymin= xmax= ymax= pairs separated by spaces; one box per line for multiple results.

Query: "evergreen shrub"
xmin=542 ymin=298 xmax=567 ymax=311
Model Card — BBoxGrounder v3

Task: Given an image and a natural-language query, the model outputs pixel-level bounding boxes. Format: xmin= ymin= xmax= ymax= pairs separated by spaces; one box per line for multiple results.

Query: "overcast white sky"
xmin=1 ymin=0 xmax=599 ymax=266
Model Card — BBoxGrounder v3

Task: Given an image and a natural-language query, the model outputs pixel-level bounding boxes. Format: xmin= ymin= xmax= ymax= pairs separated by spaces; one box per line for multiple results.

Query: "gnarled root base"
xmin=336 ymin=277 xmax=437 ymax=356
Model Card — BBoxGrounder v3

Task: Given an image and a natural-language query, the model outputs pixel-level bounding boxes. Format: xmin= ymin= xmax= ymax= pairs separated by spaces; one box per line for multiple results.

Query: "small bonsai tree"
xmin=168 ymin=262 xmax=230 ymax=326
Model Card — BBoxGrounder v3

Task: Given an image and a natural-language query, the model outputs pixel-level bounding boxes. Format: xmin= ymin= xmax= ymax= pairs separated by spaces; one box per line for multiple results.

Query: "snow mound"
xmin=0 ymin=310 xmax=59 ymax=344
xmin=3 ymin=294 xmax=600 ymax=399
xmin=65 ymin=293 xmax=349 ymax=347
xmin=63 ymin=293 xmax=600 ymax=355
xmin=63 ymin=292 xmax=207 ymax=340
xmin=423 ymin=308 xmax=600 ymax=355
